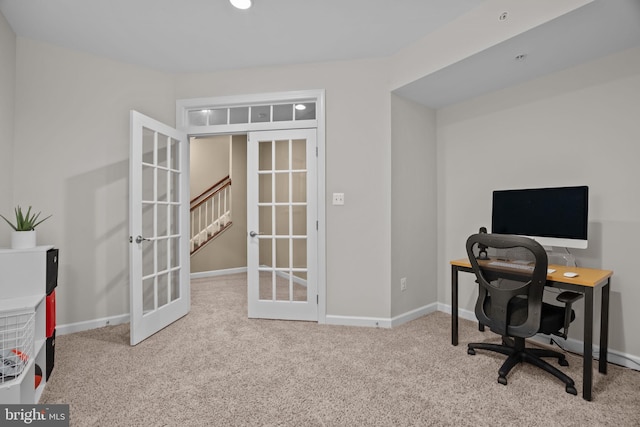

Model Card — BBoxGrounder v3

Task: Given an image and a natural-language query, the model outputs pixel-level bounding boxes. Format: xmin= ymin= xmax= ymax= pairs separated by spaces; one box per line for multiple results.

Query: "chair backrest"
xmin=466 ymin=233 xmax=548 ymax=338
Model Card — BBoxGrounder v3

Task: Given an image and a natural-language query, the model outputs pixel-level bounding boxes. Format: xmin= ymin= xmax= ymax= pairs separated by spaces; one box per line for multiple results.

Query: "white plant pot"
xmin=11 ymin=230 xmax=36 ymax=249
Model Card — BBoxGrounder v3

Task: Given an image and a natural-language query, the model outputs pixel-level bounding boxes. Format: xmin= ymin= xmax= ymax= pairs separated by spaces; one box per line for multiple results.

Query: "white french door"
xmin=247 ymin=129 xmax=318 ymax=320
xmin=129 ymin=111 xmax=191 ymax=345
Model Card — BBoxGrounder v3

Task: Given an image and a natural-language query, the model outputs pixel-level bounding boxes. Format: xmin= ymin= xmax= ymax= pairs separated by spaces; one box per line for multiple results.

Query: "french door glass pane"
xmin=259 ymin=239 xmax=272 ymax=267
xmin=142 ymin=238 xmax=154 ymax=277
xmin=275 ymin=238 xmax=289 ymax=268
xmin=275 ymin=206 xmax=289 ymax=235
xmin=142 ymin=165 xmax=154 ymax=201
xmin=291 ymin=139 xmax=306 ymax=169
xmin=157 ymin=135 xmax=168 ymax=168
xmin=170 ymin=205 xmax=180 ymax=235
xmin=259 ymin=174 xmax=272 ymax=203
xmin=142 ymin=128 xmax=155 ymax=164
xmin=275 ymin=140 xmax=288 ymax=170
xmin=170 ymin=237 xmax=180 ymax=268
xmin=170 ymin=171 xmax=180 ymax=202
xmin=259 ymin=141 xmax=272 ymax=170
xmin=275 ymin=173 xmax=289 ymax=203
xmin=142 ymin=278 xmax=154 ymax=312
xmin=292 ymin=205 xmax=306 ymax=235
xmin=171 ymin=270 xmax=180 ymax=300
xmin=157 ymin=273 xmax=169 ymax=308
xmin=259 ymin=206 xmax=272 ymax=235
xmin=170 ymin=139 xmax=180 ymax=170
xmin=292 ymin=173 xmax=306 ymax=203
xmin=157 ymin=239 xmax=168 ymax=272
xmin=157 ymin=169 xmax=168 ymax=202
xmin=292 ymin=239 xmax=307 ymax=269
xmin=259 ymin=271 xmax=272 ymax=300
xmin=157 ymin=205 xmax=168 ymax=237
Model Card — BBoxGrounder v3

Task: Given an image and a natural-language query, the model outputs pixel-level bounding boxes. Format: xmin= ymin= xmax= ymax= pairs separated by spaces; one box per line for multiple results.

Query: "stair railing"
xmin=190 ymin=175 xmax=232 ymax=255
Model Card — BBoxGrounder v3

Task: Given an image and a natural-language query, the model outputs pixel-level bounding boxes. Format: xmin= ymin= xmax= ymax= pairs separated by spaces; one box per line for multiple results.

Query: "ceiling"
xmin=394 ymin=0 xmax=640 ymax=108
xmin=0 ymin=0 xmax=484 ymax=72
xmin=1 ymin=0 xmax=639 ymax=108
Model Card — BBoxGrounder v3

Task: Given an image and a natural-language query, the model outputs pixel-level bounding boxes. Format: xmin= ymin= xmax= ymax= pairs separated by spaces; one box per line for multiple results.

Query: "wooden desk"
xmin=450 ymin=258 xmax=613 ymax=401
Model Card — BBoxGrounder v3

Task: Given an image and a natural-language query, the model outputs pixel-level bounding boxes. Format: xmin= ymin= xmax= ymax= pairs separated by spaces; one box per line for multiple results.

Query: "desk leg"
xmin=599 ymin=280 xmax=610 ymax=374
xmin=452 ymin=265 xmax=459 ymax=346
xmin=583 ymin=287 xmax=594 ymax=401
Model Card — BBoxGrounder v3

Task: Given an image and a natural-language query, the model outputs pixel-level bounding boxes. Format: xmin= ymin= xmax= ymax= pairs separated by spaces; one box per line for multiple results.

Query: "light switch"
xmin=332 ymin=193 xmax=345 ymax=205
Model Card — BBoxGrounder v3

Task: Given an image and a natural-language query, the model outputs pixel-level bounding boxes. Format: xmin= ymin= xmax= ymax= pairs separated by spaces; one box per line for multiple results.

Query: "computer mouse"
xmin=563 ymin=272 xmax=579 ymax=278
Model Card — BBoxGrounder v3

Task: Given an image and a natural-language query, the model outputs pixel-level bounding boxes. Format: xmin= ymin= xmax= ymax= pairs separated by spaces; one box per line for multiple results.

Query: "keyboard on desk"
xmin=487 ymin=261 xmax=534 ymax=271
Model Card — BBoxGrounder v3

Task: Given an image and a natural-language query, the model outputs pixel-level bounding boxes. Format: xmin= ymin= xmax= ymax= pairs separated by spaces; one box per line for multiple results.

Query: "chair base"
xmin=468 ymin=337 xmax=577 ymax=395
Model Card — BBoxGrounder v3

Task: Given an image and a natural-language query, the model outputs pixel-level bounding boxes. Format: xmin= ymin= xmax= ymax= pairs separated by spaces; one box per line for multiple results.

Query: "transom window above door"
xmin=186 ymin=102 xmax=316 ymax=127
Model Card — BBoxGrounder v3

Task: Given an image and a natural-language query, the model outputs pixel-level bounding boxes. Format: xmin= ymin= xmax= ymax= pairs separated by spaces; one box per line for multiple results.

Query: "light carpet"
xmin=41 ymin=273 xmax=640 ymax=426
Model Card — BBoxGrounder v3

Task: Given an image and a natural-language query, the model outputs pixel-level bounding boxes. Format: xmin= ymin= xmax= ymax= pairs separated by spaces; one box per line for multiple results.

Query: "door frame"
xmin=176 ymin=90 xmax=326 ymax=324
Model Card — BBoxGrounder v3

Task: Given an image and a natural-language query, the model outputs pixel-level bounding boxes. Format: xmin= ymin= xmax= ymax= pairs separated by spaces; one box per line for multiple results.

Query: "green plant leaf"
xmin=2 ymin=205 xmax=51 ymax=231
xmin=32 ymin=214 xmax=52 ymax=229
xmin=0 ymin=214 xmax=18 ymax=231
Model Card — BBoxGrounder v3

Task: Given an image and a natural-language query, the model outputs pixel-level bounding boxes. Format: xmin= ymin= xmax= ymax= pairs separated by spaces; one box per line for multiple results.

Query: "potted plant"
xmin=1 ymin=206 xmax=51 ymax=249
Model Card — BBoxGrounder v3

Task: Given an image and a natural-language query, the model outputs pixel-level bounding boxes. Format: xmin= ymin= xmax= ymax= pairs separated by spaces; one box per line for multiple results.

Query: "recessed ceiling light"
xmin=295 ymin=104 xmax=306 ymax=111
xmin=230 ymin=0 xmax=252 ymax=10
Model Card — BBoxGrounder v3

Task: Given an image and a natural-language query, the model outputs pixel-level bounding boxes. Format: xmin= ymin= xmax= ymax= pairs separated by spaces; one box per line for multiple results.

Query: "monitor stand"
xmin=544 ymin=247 xmax=576 ymax=267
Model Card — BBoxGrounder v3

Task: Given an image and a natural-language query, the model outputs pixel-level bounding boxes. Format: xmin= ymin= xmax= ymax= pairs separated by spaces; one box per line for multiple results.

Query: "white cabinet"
xmin=0 ymin=246 xmax=56 ymax=404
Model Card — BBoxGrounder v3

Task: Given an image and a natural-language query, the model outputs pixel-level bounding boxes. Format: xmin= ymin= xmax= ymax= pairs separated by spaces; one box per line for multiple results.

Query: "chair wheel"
xmin=498 ymin=376 xmax=508 ymax=385
xmin=566 ymin=385 xmax=577 ymax=395
xmin=559 ymin=358 xmax=569 ymax=367
xmin=468 ymin=348 xmax=476 ymax=355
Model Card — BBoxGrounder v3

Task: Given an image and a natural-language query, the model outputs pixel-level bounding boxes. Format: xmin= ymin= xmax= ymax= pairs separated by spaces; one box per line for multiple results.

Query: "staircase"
xmin=190 ymin=175 xmax=232 ymax=255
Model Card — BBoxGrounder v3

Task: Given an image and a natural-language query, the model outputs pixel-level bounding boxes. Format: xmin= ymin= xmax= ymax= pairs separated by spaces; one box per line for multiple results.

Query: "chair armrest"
xmin=554 ymin=292 xmax=583 ymax=339
xmin=556 ymin=291 xmax=583 ymax=305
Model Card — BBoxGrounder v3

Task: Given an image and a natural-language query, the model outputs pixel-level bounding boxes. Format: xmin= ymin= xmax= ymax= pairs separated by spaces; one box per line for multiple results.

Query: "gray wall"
xmin=436 ymin=46 xmax=640 ymax=358
xmin=175 ymin=58 xmax=395 ymax=319
xmin=0 ymin=12 xmax=15 ymax=244
xmin=390 ymin=94 xmax=437 ymax=317
xmin=12 ymin=37 xmax=176 ymax=326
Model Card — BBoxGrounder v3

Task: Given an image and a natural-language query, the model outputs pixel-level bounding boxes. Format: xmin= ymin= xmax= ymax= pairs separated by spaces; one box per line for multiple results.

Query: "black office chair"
xmin=466 ymin=233 xmax=582 ymax=395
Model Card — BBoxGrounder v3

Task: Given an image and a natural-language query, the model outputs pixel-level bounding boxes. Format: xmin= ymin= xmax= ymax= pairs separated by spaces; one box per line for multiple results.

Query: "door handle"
xmin=129 ymin=235 xmax=150 ymax=244
xmin=249 ymin=231 xmax=263 ymax=238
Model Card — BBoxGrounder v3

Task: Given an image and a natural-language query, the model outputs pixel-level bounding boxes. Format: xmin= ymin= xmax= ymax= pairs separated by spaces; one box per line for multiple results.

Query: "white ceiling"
xmin=394 ymin=0 xmax=640 ymax=108
xmin=0 ymin=0 xmax=484 ymax=72
xmin=1 ymin=0 xmax=639 ymax=108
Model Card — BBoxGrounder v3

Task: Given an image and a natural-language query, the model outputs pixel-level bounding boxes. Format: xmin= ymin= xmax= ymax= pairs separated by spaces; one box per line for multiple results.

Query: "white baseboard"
xmin=438 ymin=303 xmax=640 ymax=372
xmin=325 ymin=315 xmax=393 ymax=328
xmin=391 ymin=303 xmax=439 ymax=327
xmin=190 ymin=267 xmax=247 ymax=279
xmin=325 ymin=303 xmax=438 ymax=329
xmin=437 ymin=302 xmax=478 ymax=324
xmin=57 ymin=313 xmax=130 ymax=336
xmin=528 ymin=334 xmax=640 ymax=372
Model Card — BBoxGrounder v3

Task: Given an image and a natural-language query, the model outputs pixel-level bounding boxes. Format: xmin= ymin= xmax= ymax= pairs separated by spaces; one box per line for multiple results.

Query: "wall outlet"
xmin=400 ymin=277 xmax=407 ymax=291
xmin=332 ymin=192 xmax=345 ymax=205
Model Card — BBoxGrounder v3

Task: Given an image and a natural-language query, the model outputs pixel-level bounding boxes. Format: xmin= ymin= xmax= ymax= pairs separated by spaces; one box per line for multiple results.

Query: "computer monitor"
xmin=491 ymin=186 xmax=589 ymax=249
